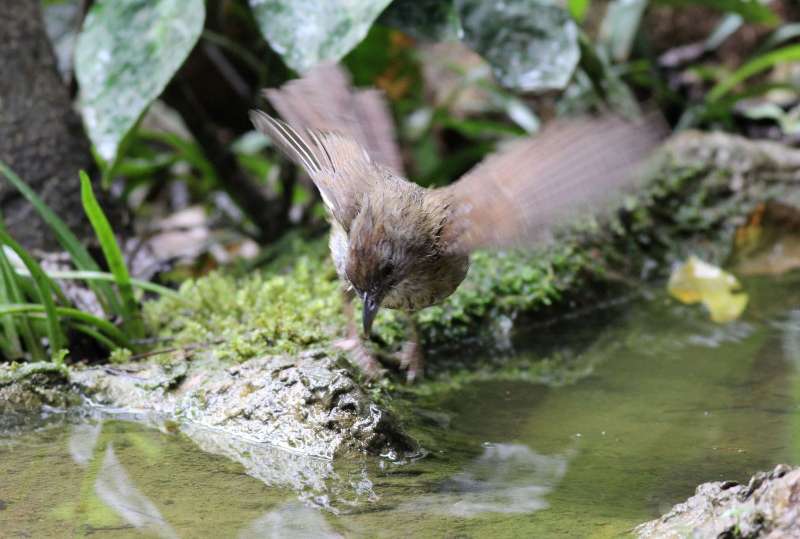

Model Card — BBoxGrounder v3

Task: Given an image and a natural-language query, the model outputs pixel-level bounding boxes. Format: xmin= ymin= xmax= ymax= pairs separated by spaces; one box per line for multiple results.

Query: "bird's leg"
xmin=399 ymin=315 xmax=424 ymax=383
xmin=334 ymin=287 xmax=384 ymax=379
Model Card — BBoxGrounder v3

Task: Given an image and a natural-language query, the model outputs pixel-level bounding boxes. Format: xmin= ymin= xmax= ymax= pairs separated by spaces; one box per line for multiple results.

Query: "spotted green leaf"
xmin=75 ymin=0 xmax=205 ymax=163
xmin=380 ymin=0 xmax=463 ymax=42
xmin=457 ymin=0 xmax=580 ymax=92
xmin=249 ymin=0 xmax=393 ymax=73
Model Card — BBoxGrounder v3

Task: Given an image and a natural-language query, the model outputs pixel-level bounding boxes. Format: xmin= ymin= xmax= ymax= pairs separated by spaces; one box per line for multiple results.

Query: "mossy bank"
xmin=144 ymin=130 xmax=800 ymax=372
xmin=3 ymin=130 xmax=800 ymax=460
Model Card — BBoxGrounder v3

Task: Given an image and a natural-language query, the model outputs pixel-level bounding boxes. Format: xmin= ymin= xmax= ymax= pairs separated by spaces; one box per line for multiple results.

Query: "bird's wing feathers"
xmin=436 ymin=113 xmax=668 ymax=254
xmin=250 ymin=111 xmax=377 ymax=227
xmin=254 ymin=63 xmax=667 ymax=253
xmin=263 ymin=62 xmax=404 ymax=176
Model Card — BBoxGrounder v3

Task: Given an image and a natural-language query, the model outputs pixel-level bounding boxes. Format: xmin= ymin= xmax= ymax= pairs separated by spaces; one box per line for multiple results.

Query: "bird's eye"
xmin=380 ymin=264 xmax=394 ymax=279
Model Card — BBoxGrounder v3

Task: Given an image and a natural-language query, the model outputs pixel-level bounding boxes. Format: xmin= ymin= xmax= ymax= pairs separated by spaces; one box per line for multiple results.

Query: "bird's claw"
xmin=334 ymin=337 xmax=385 ymax=381
xmin=399 ymin=339 xmax=424 ymax=383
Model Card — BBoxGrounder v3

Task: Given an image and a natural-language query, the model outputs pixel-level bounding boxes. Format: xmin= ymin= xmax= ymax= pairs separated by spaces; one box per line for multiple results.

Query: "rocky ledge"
xmin=1 ymin=351 xmax=417 ymax=460
xmin=636 ymin=465 xmax=800 ymax=538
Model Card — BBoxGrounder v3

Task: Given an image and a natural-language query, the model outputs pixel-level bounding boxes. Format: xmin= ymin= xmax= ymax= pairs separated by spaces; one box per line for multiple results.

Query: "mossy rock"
xmin=0 ymin=362 xmax=78 ymax=424
xmin=143 ymin=131 xmax=800 ymax=370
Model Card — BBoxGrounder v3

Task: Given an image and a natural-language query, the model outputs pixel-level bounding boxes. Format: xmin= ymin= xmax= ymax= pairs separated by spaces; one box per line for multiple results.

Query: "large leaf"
xmin=456 ymin=0 xmax=580 ymax=92
xmin=42 ymin=0 xmax=82 ymax=80
xmin=380 ymin=0 xmax=463 ymax=41
xmin=75 ymin=0 xmax=205 ymax=163
xmin=249 ymin=0 xmax=393 ymax=73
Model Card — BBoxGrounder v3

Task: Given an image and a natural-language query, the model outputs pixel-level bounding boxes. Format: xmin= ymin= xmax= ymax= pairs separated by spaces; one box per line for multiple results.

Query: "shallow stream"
xmin=2 ymin=274 xmax=799 ymax=537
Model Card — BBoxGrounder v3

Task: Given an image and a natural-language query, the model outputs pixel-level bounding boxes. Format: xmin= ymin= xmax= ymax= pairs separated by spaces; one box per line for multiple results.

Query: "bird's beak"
xmin=362 ymin=294 xmax=381 ymax=336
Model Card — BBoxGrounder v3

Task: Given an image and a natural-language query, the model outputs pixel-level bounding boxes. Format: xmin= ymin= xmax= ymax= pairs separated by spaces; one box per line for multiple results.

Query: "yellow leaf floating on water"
xmin=667 ymin=256 xmax=748 ymax=323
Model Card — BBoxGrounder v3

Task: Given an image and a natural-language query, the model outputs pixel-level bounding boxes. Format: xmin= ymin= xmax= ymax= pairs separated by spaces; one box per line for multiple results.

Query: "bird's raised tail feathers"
xmin=249 ymin=111 xmax=323 ymax=175
xmin=260 ymin=62 xmax=404 ymax=176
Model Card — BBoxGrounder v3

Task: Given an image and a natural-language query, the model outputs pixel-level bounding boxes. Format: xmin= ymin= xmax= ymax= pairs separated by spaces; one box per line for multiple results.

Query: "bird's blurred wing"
xmin=250 ymin=111 xmax=378 ymax=227
xmin=437 ymin=114 xmax=668 ymax=254
xmin=264 ymin=62 xmax=404 ymax=176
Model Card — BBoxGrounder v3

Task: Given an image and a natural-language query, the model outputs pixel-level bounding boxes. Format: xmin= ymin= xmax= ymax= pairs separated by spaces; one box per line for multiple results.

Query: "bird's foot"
xmin=399 ymin=338 xmax=424 ymax=383
xmin=334 ymin=337 xmax=385 ymax=380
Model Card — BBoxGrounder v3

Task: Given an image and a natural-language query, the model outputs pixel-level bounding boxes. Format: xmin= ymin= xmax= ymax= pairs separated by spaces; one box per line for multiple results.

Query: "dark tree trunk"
xmin=0 ymin=0 xmax=108 ymax=250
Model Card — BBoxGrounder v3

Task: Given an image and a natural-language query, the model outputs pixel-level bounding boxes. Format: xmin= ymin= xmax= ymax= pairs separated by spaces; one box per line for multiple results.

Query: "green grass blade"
xmin=0 ymin=303 xmax=130 ymax=349
xmin=0 ymin=232 xmax=65 ymax=352
xmin=13 ymin=268 xmax=184 ymax=301
xmin=0 ymin=247 xmax=26 ymax=358
xmin=755 ymin=23 xmax=800 ymax=55
xmin=568 ymin=0 xmax=590 ymax=23
xmin=709 ymin=44 xmax=800 ymax=102
xmin=50 ymin=270 xmax=181 ymax=301
xmin=79 ymin=171 xmax=142 ymax=338
xmin=0 ymin=160 xmax=121 ymax=314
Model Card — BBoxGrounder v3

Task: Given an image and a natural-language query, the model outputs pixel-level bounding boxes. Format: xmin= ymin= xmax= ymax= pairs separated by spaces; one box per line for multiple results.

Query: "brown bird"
xmin=251 ymin=63 xmax=665 ymax=381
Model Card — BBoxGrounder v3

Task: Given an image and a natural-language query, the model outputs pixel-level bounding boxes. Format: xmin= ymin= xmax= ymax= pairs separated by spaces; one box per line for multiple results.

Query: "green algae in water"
xmin=4 ymin=274 xmax=800 ymax=537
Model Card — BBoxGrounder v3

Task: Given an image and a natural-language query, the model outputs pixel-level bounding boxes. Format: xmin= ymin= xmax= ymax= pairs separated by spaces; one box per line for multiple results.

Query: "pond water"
xmin=2 ymin=274 xmax=799 ymax=538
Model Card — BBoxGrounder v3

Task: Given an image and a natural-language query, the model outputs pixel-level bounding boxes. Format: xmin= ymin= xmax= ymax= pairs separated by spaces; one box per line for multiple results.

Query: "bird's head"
xmin=345 ymin=200 xmax=417 ymax=335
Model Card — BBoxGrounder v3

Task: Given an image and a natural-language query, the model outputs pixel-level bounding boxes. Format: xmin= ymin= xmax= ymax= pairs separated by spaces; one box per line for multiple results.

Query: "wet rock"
xmin=635 ymin=464 xmax=800 ymax=538
xmin=0 ymin=362 xmax=80 ymax=427
xmin=70 ymin=351 xmax=417 ymax=460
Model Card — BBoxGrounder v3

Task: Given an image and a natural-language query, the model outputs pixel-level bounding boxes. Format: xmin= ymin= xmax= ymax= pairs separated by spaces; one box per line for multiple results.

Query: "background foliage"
xmin=46 ymin=0 xmax=800 ymax=215
xmin=2 ymin=0 xmax=797 ymax=363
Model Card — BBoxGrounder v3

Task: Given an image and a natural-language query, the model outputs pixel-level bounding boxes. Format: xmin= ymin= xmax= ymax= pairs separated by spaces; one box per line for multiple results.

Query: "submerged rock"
xmin=69 ymin=351 xmax=417 ymax=460
xmin=635 ymin=465 xmax=800 ymax=538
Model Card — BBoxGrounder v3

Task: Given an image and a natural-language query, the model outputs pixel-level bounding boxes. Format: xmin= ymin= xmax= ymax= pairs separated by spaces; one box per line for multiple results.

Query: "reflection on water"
xmin=685 ymin=320 xmax=753 ymax=348
xmin=181 ymin=422 xmax=363 ymax=508
xmin=68 ymin=421 xmax=101 ymax=467
xmin=406 ymin=443 xmax=571 ymax=518
xmin=2 ymin=275 xmax=800 ymax=537
xmin=238 ymin=502 xmax=343 ymax=539
xmin=95 ymin=444 xmax=179 ymax=539
xmin=780 ymin=309 xmax=800 ymax=366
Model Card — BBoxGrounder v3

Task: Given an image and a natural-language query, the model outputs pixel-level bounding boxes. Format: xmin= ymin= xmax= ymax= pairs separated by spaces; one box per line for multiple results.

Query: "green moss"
xmin=0 ymin=361 xmax=69 ymax=385
xmin=372 ymin=244 xmax=592 ymax=347
xmin=143 ymin=227 xmax=596 ymax=364
xmin=108 ymin=348 xmax=132 ymax=364
xmin=143 ymin=254 xmax=345 ymax=363
xmin=142 ymin=135 xmax=800 ymax=372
